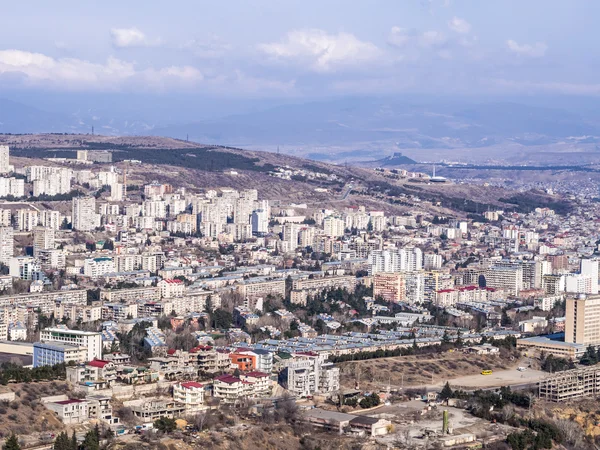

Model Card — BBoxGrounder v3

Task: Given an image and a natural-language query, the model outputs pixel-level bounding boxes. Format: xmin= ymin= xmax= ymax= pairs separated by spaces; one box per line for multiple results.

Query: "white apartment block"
xmin=0 ymin=146 xmax=11 ymax=174
xmin=33 ymin=226 xmax=55 ymax=257
xmin=159 ymin=279 xmax=185 ymax=298
xmin=40 ymin=327 xmax=102 ymax=362
xmin=0 ymin=227 xmax=13 ymax=264
xmin=323 ymin=216 xmax=345 ymax=237
xmin=368 ymin=247 xmax=423 ymax=274
xmin=83 ymin=257 xmax=115 ymax=279
xmin=40 ymin=210 xmax=62 ymax=230
xmin=72 ymin=197 xmax=99 ymax=231
xmin=0 ymin=177 xmax=24 ymax=198
xmin=16 ymin=209 xmax=39 ymax=231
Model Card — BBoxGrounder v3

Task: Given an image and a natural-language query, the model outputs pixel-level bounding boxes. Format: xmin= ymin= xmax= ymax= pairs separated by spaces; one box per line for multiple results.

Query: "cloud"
xmin=182 ymin=35 xmax=232 ymax=58
xmin=258 ymin=29 xmax=382 ymax=72
xmin=388 ymin=27 xmax=447 ymax=49
xmin=448 ymin=17 xmax=471 ymax=34
xmin=110 ymin=27 xmax=160 ymax=48
xmin=0 ymin=48 xmax=295 ymax=96
xmin=506 ymin=40 xmax=547 ymax=57
xmin=0 ymin=49 xmax=201 ymax=90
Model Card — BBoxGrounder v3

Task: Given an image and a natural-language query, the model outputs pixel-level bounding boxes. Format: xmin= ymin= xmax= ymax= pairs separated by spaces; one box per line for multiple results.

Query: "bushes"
xmin=359 ymin=393 xmax=381 ymax=409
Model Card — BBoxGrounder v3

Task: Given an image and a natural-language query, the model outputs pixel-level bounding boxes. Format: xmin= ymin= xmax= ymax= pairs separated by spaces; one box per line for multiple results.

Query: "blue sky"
xmin=0 ymin=0 xmax=598 ymax=99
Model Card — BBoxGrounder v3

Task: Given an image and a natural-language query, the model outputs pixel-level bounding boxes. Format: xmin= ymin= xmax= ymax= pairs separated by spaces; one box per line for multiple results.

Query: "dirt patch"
xmin=340 ymin=352 xmax=516 ymax=391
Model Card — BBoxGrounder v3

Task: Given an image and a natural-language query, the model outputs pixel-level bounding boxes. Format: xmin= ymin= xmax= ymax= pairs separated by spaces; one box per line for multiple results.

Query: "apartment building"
xmin=281 ymin=354 xmax=340 ymax=398
xmin=236 ymin=278 xmax=286 ymax=300
xmin=565 ymin=294 xmax=600 ymax=346
xmin=101 ymin=286 xmax=161 ymax=303
xmin=173 ymin=381 xmax=205 ymax=412
xmin=373 ymin=272 xmax=406 ymax=303
xmin=39 ymin=327 xmax=102 ymax=362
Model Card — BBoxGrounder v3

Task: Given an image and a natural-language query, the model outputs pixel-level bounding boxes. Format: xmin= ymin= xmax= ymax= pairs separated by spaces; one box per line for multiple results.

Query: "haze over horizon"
xmin=2 ymin=0 xmax=600 ymax=161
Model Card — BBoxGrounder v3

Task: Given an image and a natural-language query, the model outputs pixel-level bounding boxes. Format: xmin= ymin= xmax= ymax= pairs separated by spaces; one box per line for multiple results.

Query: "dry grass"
xmin=340 ymin=352 xmax=515 ymax=391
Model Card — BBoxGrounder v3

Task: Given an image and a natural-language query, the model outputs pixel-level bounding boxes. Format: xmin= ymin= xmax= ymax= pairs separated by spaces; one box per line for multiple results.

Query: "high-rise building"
xmin=0 ymin=227 xmax=13 ymax=264
xmin=33 ymin=226 xmax=55 ymax=257
xmin=565 ymin=295 xmax=600 ymax=346
xmin=72 ymin=197 xmax=98 ymax=231
xmin=323 ymin=216 xmax=345 ymax=238
xmin=368 ymin=248 xmax=423 ymax=274
xmin=581 ymin=259 xmax=599 ymax=295
xmin=484 ymin=265 xmax=523 ymax=296
xmin=251 ymin=209 xmax=269 ymax=235
xmin=0 ymin=146 xmax=10 ymax=174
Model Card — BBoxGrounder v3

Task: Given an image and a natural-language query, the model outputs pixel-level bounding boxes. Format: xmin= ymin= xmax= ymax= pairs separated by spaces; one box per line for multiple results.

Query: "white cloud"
xmin=388 ymin=27 xmax=447 ymax=49
xmin=182 ymin=36 xmax=232 ymax=58
xmin=110 ymin=27 xmax=160 ymax=48
xmin=506 ymin=39 xmax=547 ymax=57
xmin=0 ymin=49 xmax=201 ymax=90
xmin=258 ymin=29 xmax=382 ymax=72
xmin=448 ymin=17 xmax=471 ymax=34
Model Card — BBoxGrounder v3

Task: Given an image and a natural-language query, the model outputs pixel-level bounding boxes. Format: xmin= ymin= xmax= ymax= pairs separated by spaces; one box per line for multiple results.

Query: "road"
xmin=340 ymin=184 xmax=353 ymax=200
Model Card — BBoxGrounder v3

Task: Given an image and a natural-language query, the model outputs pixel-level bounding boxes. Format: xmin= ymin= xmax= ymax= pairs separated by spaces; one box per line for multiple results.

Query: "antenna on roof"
xmin=91 ymin=125 xmax=94 ymax=136
xmin=277 ymin=145 xmax=280 ymax=155
xmin=186 ymin=134 xmax=189 ymax=142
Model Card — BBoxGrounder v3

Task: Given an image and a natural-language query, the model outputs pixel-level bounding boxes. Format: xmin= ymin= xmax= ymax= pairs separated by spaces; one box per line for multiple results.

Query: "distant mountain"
xmin=151 ymin=97 xmax=600 ymax=152
xmin=0 ymin=98 xmax=81 ymax=133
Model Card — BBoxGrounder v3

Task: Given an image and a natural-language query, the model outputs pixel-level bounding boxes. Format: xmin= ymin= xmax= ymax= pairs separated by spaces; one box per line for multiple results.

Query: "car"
xmin=481 ymin=370 xmax=493 ymax=375
xmin=517 ymin=367 xmax=527 ymax=372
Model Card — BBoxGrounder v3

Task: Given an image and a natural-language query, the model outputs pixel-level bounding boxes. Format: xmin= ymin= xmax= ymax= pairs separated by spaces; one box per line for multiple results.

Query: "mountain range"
xmin=2 ymin=95 xmax=600 ymax=163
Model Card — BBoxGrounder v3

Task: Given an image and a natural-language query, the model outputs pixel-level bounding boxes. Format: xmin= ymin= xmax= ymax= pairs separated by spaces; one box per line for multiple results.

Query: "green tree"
xmin=580 ymin=345 xmax=598 ymax=366
xmin=3 ymin=435 xmax=20 ymax=450
xmin=53 ymin=432 xmax=70 ymax=450
xmin=154 ymin=417 xmax=177 ymax=433
xmin=81 ymin=429 xmax=99 ymax=450
xmin=440 ymin=382 xmax=453 ymax=401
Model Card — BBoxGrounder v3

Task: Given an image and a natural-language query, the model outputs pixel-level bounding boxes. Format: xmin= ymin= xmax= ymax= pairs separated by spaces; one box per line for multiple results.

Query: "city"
xmin=2 ymin=1 xmax=600 ymax=450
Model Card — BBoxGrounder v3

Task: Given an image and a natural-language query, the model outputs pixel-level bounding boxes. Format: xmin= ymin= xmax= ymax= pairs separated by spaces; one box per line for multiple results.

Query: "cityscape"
xmin=2 ymin=1 xmax=600 ymax=450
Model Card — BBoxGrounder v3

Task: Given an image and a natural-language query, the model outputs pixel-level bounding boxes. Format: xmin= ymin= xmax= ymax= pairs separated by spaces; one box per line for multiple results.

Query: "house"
xmin=46 ymin=399 xmax=89 ymax=424
xmin=213 ymin=374 xmax=256 ymax=403
xmin=240 ymin=371 xmax=272 ymax=397
xmin=301 ymin=408 xmax=392 ymax=436
xmin=127 ymin=398 xmax=186 ymax=421
xmin=173 ymin=381 xmax=205 ymax=412
xmin=87 ymin=395 xmax=118 ymax=424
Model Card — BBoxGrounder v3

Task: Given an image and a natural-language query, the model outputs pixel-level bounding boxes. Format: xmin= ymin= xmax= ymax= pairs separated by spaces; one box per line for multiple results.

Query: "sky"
xmin=0 ymin=0 xmax=599 ymax=102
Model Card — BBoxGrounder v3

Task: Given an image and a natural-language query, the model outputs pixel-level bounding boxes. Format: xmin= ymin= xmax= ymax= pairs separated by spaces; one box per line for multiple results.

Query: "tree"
xmin=103 ymin=239 xmax=114 ymax=251
xmin=440 ymin=382 xmax=453 ymax=401
xmin=81 ymin=429 xmax=99 ymax=450
xmin=154 ymin=417 xmax=177 ymax=433
xmin=580 ymin=345 xmax=598 ymax=366
xmin=3 ymin=435 xmax=20 ymax=450
xmin=53 ymin=432 xmax=70 ymax=450
xmin=359 ymin=393 xmax=381 ymax=409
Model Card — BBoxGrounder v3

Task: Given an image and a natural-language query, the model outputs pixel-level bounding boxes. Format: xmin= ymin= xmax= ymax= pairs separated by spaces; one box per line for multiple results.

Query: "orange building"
xmin=229 ymin=353 xmax=256 ymax=372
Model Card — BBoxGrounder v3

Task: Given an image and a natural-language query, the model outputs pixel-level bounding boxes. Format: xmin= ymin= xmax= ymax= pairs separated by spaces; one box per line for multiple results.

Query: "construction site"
xmin=538 ymin=366 xmax=600 ymax=402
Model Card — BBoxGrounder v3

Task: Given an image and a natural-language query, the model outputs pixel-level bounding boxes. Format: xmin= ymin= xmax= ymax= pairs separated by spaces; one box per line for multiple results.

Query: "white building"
xmin=0 ymin=146 xmax=10 ymax=174
xmin=39 ymin=327 xmax=102 ymax=362
xmin=323 ymin=216 xmax=345 ymax=238
xmin=0 ymin=227 xmax=13 ymax=264
xmin=33 ymin=226 xmax=55 ymax=257
xmin=72 ymin=197 xmax=99 ymax=231
xmin=173 ymin=381 xmax=205 ymax=412
xmin=83 ymin=257 xmax=115 ymax=279
xmin=0 ymin=177 xmax=24 ymax=198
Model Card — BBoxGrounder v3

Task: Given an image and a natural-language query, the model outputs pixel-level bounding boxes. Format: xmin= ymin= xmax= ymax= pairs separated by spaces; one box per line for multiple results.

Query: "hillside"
xmin=0 ymin=134 xmax=574 ymax=218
